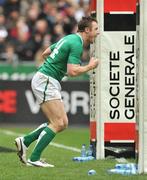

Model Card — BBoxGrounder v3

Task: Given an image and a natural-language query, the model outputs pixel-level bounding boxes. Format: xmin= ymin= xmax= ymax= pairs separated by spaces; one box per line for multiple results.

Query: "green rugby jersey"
xmin=38 ymin=34 xmax=83 ymax=82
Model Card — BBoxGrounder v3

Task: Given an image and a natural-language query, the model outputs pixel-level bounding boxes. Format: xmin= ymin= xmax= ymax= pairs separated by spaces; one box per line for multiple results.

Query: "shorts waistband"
xmin=36 ymin=72 xmax=61 ymax=89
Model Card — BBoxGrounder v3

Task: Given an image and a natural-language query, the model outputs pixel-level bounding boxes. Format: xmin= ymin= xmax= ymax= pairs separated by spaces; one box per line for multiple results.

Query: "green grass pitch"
xmin=0 ymin=127 xmax=147 ymax=180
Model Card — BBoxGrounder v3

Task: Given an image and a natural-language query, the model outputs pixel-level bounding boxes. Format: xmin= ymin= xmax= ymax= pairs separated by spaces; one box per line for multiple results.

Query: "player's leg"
xmin=23 ymin=122 xmax=48 ymax=147
xmin=15 ymin=72 xmax=49 ymax=164
xmin=15 ymin=122 xmax=48 ymax=163
xmin=27 ymin=99 xmax=68 ymax=167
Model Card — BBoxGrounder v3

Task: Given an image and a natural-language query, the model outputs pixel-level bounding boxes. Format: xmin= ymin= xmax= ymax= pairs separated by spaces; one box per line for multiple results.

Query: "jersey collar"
xmin=76 ymin=33 xmax=83 ymax=46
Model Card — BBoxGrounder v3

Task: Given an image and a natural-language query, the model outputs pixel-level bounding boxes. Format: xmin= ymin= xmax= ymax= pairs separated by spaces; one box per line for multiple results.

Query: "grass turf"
xmin=0 ymin=127 xmax=147 ymax=180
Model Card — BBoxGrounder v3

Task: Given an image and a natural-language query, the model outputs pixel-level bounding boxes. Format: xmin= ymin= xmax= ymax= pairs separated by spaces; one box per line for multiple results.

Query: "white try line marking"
xmin=0 ymin=129 xmax=81 ymax=153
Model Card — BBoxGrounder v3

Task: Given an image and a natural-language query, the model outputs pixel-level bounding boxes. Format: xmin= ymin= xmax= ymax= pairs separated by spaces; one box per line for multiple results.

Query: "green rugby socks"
xmin=23 ymin=123 xmax=48 ymax=147
xmin=30 ymin=127 xmax=56 ymax=161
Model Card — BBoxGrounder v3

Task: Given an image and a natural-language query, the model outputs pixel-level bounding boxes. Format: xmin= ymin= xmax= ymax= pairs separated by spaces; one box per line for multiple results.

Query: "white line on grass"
xmin=0 ymin=130 xmax=130 ymax=163
xmin=0 ymin=129 xmax=81 ymax=153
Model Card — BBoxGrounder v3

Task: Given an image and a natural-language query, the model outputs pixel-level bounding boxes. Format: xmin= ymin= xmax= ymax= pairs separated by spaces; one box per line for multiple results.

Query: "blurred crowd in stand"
xmin=0 ymin=0 xmax=90 ymax=67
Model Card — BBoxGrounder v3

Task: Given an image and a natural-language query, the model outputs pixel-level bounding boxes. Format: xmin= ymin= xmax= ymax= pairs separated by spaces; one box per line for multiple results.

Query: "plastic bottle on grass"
xmin=108 ymin=169 xmax=132 ymax=175
xmin=108 ymin=163 xmax=137 ymax=175
xmin=81 ymin=144 xmax=86 ymax=157
xmin=88 ymin=169 xmax=96 ymax=175
xmin=115 ymin=163 xmax=137 ymax=174
xmin=115 ymin=163 xmax=131 ymax=170
xmin=87 ymin=144 xmax=93 ymax=157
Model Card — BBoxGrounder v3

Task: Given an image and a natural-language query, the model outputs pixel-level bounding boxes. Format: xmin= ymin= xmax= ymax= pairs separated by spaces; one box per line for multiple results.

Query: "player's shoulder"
xmin=64 ymin=34 xmax=82 ymax=47
xmin=64 ymin=34 xmax=80 ymax=41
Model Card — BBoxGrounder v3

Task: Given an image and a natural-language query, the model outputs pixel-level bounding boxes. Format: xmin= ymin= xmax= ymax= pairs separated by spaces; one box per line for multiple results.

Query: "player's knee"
xmin=57 ymin=117 xmax=68 ymax=132
xmin=63 ymin=116 xmax=68 ymax=129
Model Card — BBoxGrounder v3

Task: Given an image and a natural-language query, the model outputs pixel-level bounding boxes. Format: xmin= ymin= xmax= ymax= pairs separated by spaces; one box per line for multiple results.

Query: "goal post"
xmin=90 ymin=0 xmax=104 ymax=159
xmin=90 ymin=0 xmax=137 ymax=159
xmin=89 ymin=0 xmax=147 ymax=174
xmin=138 ymin=0 xmax=147 ymax=174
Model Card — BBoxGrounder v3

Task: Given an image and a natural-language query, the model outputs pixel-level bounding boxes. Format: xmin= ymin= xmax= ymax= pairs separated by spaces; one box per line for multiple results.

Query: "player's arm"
xmin=67 ymin=42 xmax=99 ymax=76
xmin=42 ymin=43 xmax=57 ymax=59
xmin=67 ymin=57 xmax=99 ymax=77
xmin=42 ymin=47 xmax=52 ymax=59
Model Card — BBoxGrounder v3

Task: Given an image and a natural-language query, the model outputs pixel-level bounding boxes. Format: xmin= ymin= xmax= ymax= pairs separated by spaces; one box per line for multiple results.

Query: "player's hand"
xmin=88 ymin=57 xmax=99 ymax=70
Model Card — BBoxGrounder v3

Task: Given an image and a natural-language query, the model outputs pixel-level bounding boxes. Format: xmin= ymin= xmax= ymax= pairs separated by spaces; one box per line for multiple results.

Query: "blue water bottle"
xmin=81 ymin=144 xmax=86 ymax=157
xmin=115 ymin=163 xmax=131 ymax=170
xmin=87 ymin=144 xmax=93 ymax=157
xmin=108 ymin=168 xmax=131 ymax=175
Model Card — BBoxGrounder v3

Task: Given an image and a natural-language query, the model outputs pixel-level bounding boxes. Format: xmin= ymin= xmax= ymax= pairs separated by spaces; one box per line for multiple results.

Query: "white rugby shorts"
xmin=31 ymin=72 xmax=62 ymax=104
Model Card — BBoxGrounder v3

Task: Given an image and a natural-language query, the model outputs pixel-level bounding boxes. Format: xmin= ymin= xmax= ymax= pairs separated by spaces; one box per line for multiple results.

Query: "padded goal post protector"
xmin=90 ymin=0 xmax=138 ymax=159
xmin=138 ymin=0 xmax=147 ymax=174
